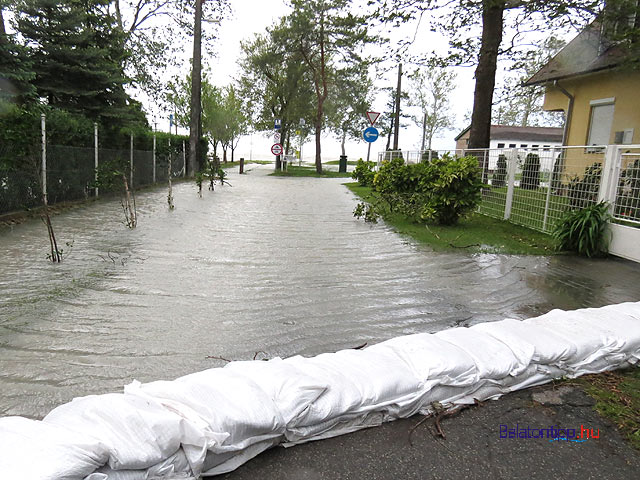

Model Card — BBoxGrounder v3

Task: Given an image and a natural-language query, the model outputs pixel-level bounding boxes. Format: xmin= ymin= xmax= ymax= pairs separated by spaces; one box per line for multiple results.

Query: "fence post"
xmin=542 ymin=147 xmax=555 ymax=231
xmin=94 ymin=122 xmax=99 ymax=197
xmin=41 ymin=113 xmax=47 ymax=205
xmin=153 ymin=133 xmax=157 ymax=184
xmin=598 ymin=145 xmax=620 ymax=206
xmin=182 ymin=140 xmax=186 ymax=177
xmin=130 ymin=133 xmax=134 ymax=188
xmin=504 ymin=149 xmax=517 ymax=220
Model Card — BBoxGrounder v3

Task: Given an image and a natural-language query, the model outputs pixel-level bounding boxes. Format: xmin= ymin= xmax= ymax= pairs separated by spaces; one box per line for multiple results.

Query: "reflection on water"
xmin=1 ymin=165 xmax=639 ymax=418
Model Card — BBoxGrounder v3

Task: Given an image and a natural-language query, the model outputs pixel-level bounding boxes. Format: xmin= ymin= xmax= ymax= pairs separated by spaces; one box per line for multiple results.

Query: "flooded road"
xmin=1 ymin=164 xmax=639 ymax=419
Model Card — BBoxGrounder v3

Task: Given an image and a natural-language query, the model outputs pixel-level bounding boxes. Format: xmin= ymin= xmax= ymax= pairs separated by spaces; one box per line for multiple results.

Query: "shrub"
xmin=614 ymin=159 xmax=640 ymax=221
xmin=553 ymin=201 xmax=611 ymax=257
xmin=492 ymin=154 xmax=507 ymax=187
xmin=568 ymin=162 xmax=602 ymax=209
xmin=367 ymin=153 xmax=483 ymax=225
xmin=520 ymin=152 xmax=540 ymax=190
xmin=420 ymin=155 xmax=483 ymax=225
xmin=550 ymin=152 xmax=565 ymax=193
xmin=352 ymin=159 xmax=376 ymax=187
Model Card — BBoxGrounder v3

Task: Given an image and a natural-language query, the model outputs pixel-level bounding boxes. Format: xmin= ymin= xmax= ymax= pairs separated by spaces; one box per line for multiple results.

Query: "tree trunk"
xmin=468 ymin=0 xmax=504 ymax=149
xmin=223 ymin=147 xmax=227 ymax=163
xmin=0 ymin=7 xmax=6 ymax=41
xmin=421 ymin=112 xmax=427 ymax=151
xmin=314 ymin=10 xmax=327 ymax=174
xmin=393 ymin=63 xmax=402 ymax=151
xmin=341 ymin=130 xmax=346 ymax=156
xmin=188 ymin=0 xmax=203 ymax=176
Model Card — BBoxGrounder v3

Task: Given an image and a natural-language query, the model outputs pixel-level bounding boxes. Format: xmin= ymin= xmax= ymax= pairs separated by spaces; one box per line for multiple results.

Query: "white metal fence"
xmin=377 ymin=146 xmax=640 ymax=262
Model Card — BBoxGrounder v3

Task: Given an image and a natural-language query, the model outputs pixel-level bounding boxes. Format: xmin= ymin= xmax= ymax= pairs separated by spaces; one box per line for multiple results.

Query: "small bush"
xmin=366 ymin=153 xmax=483 ymax=226
xmin=553 ymin=201 xmax=611 ymax=257
xmin=568 ymin=162 xmax=602 ymax=209
xmin=520 ymin=153 xmax=540 ymax=190
xmin=352 ymin=159 xmax=376 ymax=187
xmin=492 ymin=154 xmax=507 ymax=187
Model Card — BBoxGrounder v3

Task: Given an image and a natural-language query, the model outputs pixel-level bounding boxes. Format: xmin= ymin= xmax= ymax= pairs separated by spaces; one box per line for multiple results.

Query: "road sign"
xmin=271 ymin=143 xmax=283 ymax=156
xmin=363 ymin=126 xmax=379 ymax=143
xmin=366 ymin=111 xmax=380 ymax=125
xmin=274 ymin=118 xmax=281 ymax=130
xmin=274 ymin=132 xmax=281 ymax=143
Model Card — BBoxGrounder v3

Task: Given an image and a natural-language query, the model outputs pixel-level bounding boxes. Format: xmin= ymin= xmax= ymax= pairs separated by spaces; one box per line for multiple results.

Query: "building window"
xmin=543 ymin=145 xmax=550 ymax=151
xmin=587 ymin=99 xmax=615 ymax=146
xmin=509 ymin=143 xmax=516 ymax=148
xmin=532 ymin=145 xmax=539 ymax=150
xmin=520 ymin=144 xmax=528 ymax=148
xmin=497 ymin=143 xmax=505 ymax=148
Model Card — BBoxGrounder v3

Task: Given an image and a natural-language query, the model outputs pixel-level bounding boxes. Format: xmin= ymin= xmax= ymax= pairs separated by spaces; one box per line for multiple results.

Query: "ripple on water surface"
xmin=1 ymin=165 xmax=640 ymax=418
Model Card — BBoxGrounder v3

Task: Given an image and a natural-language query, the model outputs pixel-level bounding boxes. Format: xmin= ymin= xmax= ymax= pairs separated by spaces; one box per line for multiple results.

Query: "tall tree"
xmin=374 ymin=0 xmax=600 ymax=148
xmin=14 ymin=0 xmax=134 ymax=123
xmin=286 ymin=0 xmax=378 ymax=173
xmin=408 ymin=67 xmax=456 ymax=151
xmin=188 ymin=0 xmax=203 ymax=176
xmin=0 ymin=1 xmax=36 ymax=105
xmin=238 ymin=21 xmax=315 ymax=167
xmin=325 ymin=64 xmax=374 ymax=157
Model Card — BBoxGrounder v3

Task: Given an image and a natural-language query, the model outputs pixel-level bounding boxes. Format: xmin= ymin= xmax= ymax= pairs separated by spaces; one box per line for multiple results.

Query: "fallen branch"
xmin=205 ymin=355 xmax=231 ymax=363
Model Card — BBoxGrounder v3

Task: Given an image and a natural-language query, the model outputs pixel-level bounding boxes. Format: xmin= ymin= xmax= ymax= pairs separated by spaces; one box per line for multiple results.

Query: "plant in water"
xmin=195 ymin=172 xmax=204 ymax=197
xmin=553 ymin=201 xmax=611 ymax=257
xmin=353 ymin=202 xmax=379 ymax=223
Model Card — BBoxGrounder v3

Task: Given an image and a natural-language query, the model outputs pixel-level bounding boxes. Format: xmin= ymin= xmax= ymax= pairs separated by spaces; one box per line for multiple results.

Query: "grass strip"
xmin=572 ymin=369 xmax=640 ymax=451
xmin=270 ymin=166 xmax=353 ymax=178
xmin=345 ymin=182 xmax=557 ymax=255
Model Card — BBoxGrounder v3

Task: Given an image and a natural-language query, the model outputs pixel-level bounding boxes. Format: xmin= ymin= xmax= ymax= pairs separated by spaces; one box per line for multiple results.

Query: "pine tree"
xmin=0 ymin=3 xmax=36 ymax=105
xmin=15 ymin=0 xmax=133 ymax=123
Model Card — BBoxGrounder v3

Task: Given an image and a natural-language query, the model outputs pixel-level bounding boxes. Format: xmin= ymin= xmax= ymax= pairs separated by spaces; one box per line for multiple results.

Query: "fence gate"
xmin=599 ymin=145 xmax=640 ymax=263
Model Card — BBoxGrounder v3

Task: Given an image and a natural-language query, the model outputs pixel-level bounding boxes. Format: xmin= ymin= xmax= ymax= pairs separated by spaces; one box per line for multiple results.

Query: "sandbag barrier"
xmin=1 ymin=302 xmax=639 ymax=479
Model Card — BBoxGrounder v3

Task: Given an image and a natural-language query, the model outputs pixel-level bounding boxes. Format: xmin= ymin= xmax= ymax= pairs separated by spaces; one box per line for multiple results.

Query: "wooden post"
xmin=129 ymin=133 xmax=134 ymax=188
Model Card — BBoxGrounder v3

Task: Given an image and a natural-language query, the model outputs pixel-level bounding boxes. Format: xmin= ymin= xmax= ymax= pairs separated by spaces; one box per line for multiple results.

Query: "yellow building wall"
xmin=543 ymin=70 xmax=640 ymax=147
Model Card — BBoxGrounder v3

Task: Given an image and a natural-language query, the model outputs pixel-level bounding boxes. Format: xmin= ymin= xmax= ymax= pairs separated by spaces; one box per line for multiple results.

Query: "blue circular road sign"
xmin=363 ymin=126 xmax=379 ymax=143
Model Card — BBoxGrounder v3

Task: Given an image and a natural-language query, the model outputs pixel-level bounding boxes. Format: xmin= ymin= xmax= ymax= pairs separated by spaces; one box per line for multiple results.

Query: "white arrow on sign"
xmin=366 ymin=111 xmax=380 ymax=125
xmin=364 ymin=130 xmax=377 ymax=139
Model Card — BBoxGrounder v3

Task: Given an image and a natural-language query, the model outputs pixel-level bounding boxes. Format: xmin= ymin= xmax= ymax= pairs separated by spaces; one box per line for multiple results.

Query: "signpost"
xmin=271 ymin=143 xmax=283 ymax=156
xmin=364 ymin=112 xmax=380 ymax=161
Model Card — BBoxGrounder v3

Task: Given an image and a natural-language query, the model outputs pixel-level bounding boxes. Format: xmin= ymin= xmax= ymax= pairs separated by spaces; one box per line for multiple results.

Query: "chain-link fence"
xmin=1 ymin=125 xmax=188 ymax=216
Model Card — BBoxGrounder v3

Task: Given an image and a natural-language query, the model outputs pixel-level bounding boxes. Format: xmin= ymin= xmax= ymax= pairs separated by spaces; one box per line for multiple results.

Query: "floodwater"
xmin=1 ymin=164 xmax=639 ymax=419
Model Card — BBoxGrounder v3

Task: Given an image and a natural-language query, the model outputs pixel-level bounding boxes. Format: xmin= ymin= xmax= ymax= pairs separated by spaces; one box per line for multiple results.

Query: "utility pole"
xmin=393 ymin=63 xmax=402 ymax=151
xmin=188 ymin=0 xmax=203 ymax=176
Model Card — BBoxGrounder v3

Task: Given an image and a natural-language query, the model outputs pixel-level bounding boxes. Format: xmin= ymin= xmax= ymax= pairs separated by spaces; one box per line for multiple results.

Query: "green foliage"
xmin=568 ymin=162 xmax=602 ymax=209
xmin=553 ymin=201 xmax=611 ymax=257
xmin=353 ymin=201 xmax=379 ymax=223
xmin=520 ymin=153 xmax=540 ymax=190
xmin=492 ymin=154 xmax=507 ymax=187
xmin=352 ymin=159 xmax=376 ymax=186
xmin=368 ymin=154 xmax=483 ymax=226
xmin=551 ymin=152 xmax=565 ymax=192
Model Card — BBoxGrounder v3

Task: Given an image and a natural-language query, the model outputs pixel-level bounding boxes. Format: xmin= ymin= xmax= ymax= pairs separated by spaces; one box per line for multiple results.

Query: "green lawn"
xmin=324 ymin=160 xmax=359 ymax=165
xmin=478 ymin=185 xmax=570 ymax=232
xmin=270 ymin=166 xmax=353 ymax=178
xmin=346 ymin=182 xmax=557 ymax=255
xmin=570 ymin=368 xmax=640 ymax=451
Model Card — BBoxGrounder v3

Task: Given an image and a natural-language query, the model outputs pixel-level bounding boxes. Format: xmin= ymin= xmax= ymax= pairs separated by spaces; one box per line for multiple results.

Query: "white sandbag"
xmin=200 ymin=438 xmax=280 ymax=476
xmin=435 ymin=327 xmax=526 ymax=379
xmin=527 ymin=310 xmax=625 ymax=368
xmin=44 ymin=393 xmax=209 ymax=471
xmin=366 ymin=332 xmax=479 ymax=387
xmin=223 ymin=357 xmax=328 ymax=424
xmin=0 ymin=416 xmax=108 ymax=480
xmin=85 ymin=448 xmax=194 ymax=480
xmin=471 ymin=318 xmax=577 ymax=365
xmin=283 ymin=347 xmax=421 ymax=428
xmin=128 ymin=368 xmax=285 ymax=455
xmin=470 ymin=320 xmax=536 ymax=375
